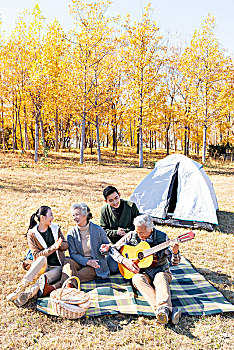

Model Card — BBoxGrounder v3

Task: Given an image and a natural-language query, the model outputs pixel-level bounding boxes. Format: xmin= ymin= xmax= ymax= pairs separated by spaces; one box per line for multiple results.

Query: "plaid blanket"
xmin=37 ymin=256 xmax=234 ymax=317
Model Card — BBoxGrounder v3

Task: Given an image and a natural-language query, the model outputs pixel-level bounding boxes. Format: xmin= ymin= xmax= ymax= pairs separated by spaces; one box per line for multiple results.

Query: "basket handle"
xmin=59 ymin=276 xmax=81 ymax=300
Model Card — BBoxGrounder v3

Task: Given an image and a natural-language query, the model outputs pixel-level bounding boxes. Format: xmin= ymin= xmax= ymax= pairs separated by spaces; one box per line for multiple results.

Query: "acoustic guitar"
xmin=118 ymin=231 xmax=195 ymax=279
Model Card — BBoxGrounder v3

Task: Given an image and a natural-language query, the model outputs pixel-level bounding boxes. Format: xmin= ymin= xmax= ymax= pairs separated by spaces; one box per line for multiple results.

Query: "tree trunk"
xmin=139 ymin=118 xmax=143 ymax=168
xmin=227 ymin=113 xmax=231 ymax=142
xmin=132 ymin=119 xmax=135 ymax=147
xmin=40 ymin=112 xmax=46 ymax=150
xmin=30 ymin=120 xmax=35 ymax=147
xmin=18 ymin=111 xmax=24 ymax=150
xmin=173 ymin=128 xmax=177 ymax=151
xmin=24 ymin=120 xmax=30 ymax=150
xmin=166 ymin=128 xmax=170 ymax=155
xmin=61 ymin=117 xmax=64 ymax=149
xmin=75 ymin=121 xmax=79 ymax=149
xmin=35 ymin=110 xmax=39 ymax=162
xmin=202 ymin=124 xmax=207 ymax=163
xmin=112 ymin=124 xmax=116 ymax=152
xmin=12 ymin=105 xmax=16 ymax=151
xmin=15 ymin=92 xmax=23 ymax=149
xmin=184 ymin=126 xmax=189 ymax=156
xmin=220 ymin=131 xmax=223 ymax=143
xmin=55 ymin=107 xmax=59 ymax=152
xmin=96 ymin=114 xmax=101 ymax=162
xmin=114 ymin=125 xmax=118 ymax=155
xmin=154 ymin=131 xmax=157 ymax=150
xmin=1 ymin=99 xmax=5 ymax=150
xmin=87 ymin=121 xmax=92 ymax=154
xmin=149 ymin=130 xmax=152 ymax=151
xmin=184 ymin=127 xmax=187 ymax=156
xmin=24 ymin=106 xmax=30 ymax=150
xmin=187 ymin=128 xmax=190 ymax=156
xmin=137 ymin=128 xmax=139 ymax=154
xmin=130 ymin=118 xmax=133 ymax=147
xmin=80 ymin=111 xmax=86 ymax=164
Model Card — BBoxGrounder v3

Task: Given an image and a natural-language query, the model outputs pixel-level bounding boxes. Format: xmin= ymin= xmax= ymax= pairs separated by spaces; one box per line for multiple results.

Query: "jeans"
xmin=107 ymin=255 xmax=119 ymax=274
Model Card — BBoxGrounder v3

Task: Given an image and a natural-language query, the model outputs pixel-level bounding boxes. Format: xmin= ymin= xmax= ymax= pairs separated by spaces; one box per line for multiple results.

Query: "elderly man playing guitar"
xmin=101 ymin=214 xmax=184 ymax=325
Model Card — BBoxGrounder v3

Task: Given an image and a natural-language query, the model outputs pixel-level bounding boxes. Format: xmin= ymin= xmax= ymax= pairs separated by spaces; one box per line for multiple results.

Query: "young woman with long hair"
xmin=7 ymin=206 xmax=68 ymax=307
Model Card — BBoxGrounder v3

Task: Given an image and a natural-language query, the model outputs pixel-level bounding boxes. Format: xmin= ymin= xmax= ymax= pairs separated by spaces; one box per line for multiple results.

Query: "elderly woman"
xmin=66 ymin=202 xmax=110 ymax=283
xmin=39 ymin=203 xmax=110 ymax=295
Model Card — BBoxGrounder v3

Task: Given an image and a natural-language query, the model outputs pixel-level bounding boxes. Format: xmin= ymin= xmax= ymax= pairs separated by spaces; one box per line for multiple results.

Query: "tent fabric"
xmin=130 ymin=154 xmax=218 ymax=229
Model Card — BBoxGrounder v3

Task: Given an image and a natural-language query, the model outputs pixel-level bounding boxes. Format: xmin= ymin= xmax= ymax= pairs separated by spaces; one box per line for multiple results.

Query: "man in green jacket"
xmin=100 ymin=186 xmax=140 ymax=244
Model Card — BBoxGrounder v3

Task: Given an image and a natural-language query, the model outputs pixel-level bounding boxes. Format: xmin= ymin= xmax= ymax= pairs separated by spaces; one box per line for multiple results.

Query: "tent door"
xmin=163 ymin=162 xmax=179 ymax=219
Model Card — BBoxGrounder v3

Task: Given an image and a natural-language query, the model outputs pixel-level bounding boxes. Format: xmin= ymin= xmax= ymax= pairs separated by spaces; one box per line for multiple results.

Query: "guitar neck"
xmin=143 ymin=238 xmax=177 ymax=258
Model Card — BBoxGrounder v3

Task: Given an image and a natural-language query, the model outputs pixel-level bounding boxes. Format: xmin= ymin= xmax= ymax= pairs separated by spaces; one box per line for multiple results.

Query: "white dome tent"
xmin=130 ymin=154 xmax=219 ymax=231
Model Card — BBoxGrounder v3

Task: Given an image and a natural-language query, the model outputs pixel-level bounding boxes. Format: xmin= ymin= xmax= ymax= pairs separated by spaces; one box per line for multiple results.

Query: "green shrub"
xmin=208 ymin=142 xmax=234 ymax=158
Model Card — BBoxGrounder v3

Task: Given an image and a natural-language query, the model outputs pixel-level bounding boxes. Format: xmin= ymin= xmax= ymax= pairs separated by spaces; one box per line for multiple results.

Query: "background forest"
xmin=0 ymin=0 xmax=233 ymax=166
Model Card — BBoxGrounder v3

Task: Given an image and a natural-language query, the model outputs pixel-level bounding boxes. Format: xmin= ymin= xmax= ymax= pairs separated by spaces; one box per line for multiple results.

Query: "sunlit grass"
xmin=0 ymin=149 xmax=233 ymax=350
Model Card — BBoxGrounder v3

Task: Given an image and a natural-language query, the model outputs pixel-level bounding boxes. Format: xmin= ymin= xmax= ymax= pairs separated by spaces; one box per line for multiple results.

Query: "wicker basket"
xmin=50 ymin=276 xmax=90 ymax=319
xmin=50 ymin=276 xmax=90 ymax=305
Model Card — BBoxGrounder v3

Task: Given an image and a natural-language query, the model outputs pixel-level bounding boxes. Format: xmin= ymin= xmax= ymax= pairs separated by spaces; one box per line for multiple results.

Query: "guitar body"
xmin=117 ymin=231 xmax=195 ymax=279
xmin=118 ymin=241 xmax=153 ymax=279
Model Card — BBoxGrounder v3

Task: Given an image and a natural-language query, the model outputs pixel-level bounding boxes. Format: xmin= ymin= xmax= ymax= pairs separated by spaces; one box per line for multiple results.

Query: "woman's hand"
xmin=123 ymin=258 xmax=139 ymax=274
xmin=54 ymin=237 xmax=63 ymax=250
xmin=87 ymin=260 xmax=100 ymax=269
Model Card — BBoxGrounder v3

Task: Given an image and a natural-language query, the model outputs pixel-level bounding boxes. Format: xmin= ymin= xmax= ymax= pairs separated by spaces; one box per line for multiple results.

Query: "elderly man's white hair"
xmin=71 ymin=202 xmax=90 ymax=216
xmin=133 ymin=214 xmax=154 ymax=230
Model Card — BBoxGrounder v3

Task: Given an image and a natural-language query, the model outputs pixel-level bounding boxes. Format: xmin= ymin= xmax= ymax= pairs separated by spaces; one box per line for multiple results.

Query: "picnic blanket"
xmin=37 ymin=256 xmax=234 ymax=317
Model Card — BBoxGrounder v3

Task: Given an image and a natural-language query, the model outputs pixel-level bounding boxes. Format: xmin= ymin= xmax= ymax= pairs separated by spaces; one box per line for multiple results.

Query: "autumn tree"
xmin=0 ymin=27 xmax=6 ymax=149
xmin=215 ymin=58 xmax=234 ymax=145
xmin=104 ymin=46 xmax=126 ymax=155
xmin=179 ymin=14 xmax=228 ymax=162
xmin=1 ymin=3 xmax=233 ymax=159
xmin=69 ymin=0 xmax=114 ymax=163
xmin=121 ymin=5 xmax=164 ymax=167
xmin=20 ymin=5 xmax=49 ymax=162
xmin=159 ymin=46 xmax=181 ymax=154
xmin=43 ymin=20 xmax=70 ymax=151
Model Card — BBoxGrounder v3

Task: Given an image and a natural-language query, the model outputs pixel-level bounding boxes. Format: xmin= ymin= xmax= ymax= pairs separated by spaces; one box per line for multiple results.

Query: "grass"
xmin=0 ymin=148 xmax=233 ymax=350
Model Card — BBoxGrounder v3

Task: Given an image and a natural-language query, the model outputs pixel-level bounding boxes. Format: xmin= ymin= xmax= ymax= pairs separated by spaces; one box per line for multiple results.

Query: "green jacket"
xmin=100 ymin=199 xmax=140 ymax=243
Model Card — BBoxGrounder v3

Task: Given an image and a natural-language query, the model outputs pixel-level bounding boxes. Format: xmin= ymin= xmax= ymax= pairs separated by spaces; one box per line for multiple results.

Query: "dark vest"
xmin=129 ymin=228 xmax=169 ymax=275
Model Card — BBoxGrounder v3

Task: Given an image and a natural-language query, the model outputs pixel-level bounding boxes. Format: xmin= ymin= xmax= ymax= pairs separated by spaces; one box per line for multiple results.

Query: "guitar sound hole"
xmin=138 ymin=252 xmax=144 ymax=260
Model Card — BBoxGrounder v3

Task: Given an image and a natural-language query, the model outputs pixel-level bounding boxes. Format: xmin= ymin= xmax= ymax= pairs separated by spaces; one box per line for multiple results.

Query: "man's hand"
xmin=87 ymin=260 xmax=100 ymax=269
xmin=100 ymin=244 xmax=111 ymax=253
xmin=117 ymin=228 xmax=126 ymax=236
xmin=122 ymin=258 xmax=139 ymax=274
xmin=170 ymin=241 xmax=179 ymax=255
xmin=54 ymin=237 xmax=63 ymax=250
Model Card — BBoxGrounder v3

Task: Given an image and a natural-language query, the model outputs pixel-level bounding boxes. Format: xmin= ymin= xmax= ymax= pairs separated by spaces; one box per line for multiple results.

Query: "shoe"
xmin=156 ymin=306 xmax=170 ymax=325
xmin=7 ymin=284 xmax=26 ymax=302
xmin=39 ymin=275 xmax=55 ymax=297
xmin=13 ymin=292 xmax=30 ymax=307
xmin=171 ymin=307 xmax=181 ymax=325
